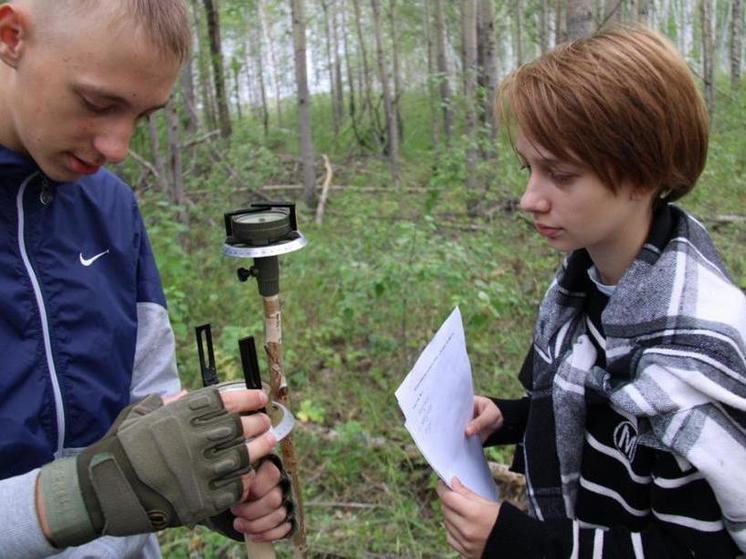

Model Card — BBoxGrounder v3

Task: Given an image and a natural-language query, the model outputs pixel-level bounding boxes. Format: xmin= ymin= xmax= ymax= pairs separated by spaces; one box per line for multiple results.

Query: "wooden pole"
xmin=263 ymin=295 xmax=308 ymax=558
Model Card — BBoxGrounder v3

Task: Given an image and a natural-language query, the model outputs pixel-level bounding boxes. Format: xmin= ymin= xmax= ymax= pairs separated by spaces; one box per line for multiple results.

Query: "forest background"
xmin=122 ymin=0 xmax=746 ymax=556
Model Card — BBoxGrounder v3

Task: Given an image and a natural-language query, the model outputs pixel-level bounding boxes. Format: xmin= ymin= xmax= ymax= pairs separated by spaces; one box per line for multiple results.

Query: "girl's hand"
xmin=437 ymin=478 xmax=501 ymax=558
xmin=465 ymin=396 xmax=503 ymax=443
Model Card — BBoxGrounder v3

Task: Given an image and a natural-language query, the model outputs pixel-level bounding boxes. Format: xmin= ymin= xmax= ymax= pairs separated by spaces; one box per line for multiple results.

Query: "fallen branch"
xmin=127 ymin=149 xmax=161 ymax=182
xmin=315 ymin=154 xmax=334 ymax=225
xmin=182 ymin=129 xmax=221 ymax=149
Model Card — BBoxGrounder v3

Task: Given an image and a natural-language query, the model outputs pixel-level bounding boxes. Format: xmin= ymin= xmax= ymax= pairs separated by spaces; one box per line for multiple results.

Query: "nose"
xmin=92 ymin=119 xmax=135 ymax=165
xmin=519 ymin=173 xmax=550 ymax=214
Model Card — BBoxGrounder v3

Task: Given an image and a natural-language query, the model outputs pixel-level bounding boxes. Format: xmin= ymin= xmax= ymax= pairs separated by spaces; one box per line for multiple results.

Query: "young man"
xmin=0 ymin=1 xmax=291 ymax=557
xmin=437 ymin=26 xmax=746 ymax=558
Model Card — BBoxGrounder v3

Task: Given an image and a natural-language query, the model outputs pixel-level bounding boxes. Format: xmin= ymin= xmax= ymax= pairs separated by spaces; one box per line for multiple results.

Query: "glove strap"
xmin=88 ymin=452 xmax=154 ymax=534
xmin=39 ymin=458 xmax=96 ymax=548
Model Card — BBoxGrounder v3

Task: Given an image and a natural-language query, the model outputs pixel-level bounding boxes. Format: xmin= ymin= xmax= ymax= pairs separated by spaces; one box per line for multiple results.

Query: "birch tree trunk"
xmin=638 ymin=0 xmax=650 ymax=23
xmin=341 ymin=2 xmax=357 ymax=121
xmin=321 ymin=0 xmax=339 ymax=135
xmin=191 ymin=0 xmax=216 ymax=131
xmin=567 ymin=0 xmax=594 ymax=39
xmin=540 ymin=0 xmax=551 ymax=52
xmin=477 ymin=0 xmax=498 ymax=154
xmin=388 ymin=0 xmax=404 ymax=141
xmin=515 ymin=0 xmax=524 ymax=65
xmin=291 ymin=0 xmax=317 ymax=207
xmin=351 ymin=0 xmax=375 ymax=121
xmin=462 ymin=0 xmax=480 ymax=216
xmin=732 ymin=0 xmax=743 ymax=88
xmin=332 ymin=3 xmax=345 ymax=125
xmin=251 ymin=1 xmax=269 ymax=136
xmin=203 ymin=0 xmax=232 ymax=138
xmin=555 ymin=0 xmax=567 ymax=43
xmin=433 ymin=0 xmax=453 ymax=145
xmin=370 ymin=0 xmax=400 ymax=184
xmin=261 ymin=2 xmax=284 ymax=126
xmin=165 ymin=98 xmax=186 ymax=223
xmin=424 ymin=0 xmax=441 ymax=150
xmin=179 ymin=58 xmax=199 ymax=134
xmin=147 ymin=114 xmax=169 ymax=193
xmin=700 ymin=0 xmax=715 ymax=115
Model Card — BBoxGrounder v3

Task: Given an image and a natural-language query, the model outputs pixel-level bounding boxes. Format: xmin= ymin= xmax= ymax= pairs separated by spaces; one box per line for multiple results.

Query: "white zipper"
xmin=16 ymin=172 xmax=66 ymax=455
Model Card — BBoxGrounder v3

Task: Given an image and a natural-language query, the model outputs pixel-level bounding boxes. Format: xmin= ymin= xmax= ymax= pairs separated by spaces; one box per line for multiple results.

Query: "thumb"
xmin=451 ymin=477 xmax=478 ymax=498
xmin=465 ymin=413 xmax=492 ymax=437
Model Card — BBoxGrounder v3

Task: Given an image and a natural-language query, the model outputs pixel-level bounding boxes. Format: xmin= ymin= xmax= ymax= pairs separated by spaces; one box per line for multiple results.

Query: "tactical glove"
xmin=39 ymin=387 xmax=252 ymax=548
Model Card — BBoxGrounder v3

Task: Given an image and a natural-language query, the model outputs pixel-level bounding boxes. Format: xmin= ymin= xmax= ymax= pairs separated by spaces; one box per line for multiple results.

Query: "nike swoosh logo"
xmin=79 ymin=250 xmax=110 ymax=267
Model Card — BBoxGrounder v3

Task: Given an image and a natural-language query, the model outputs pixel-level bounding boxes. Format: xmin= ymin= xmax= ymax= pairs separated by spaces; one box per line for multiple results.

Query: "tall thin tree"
xmin=388 ymin=0 xmax=404 ymax=141
xmin=250 ymin=1 xmax=269 ymax=136
xmin=477 ymin=0 xmax=498 ymax=157
xmin=370 ymin=0 xmax=400 ymax=183
xmin=462 ymin=0 xmax=480 ymax=216
xmin=433 ymin=0 xmax=453 ymax=145
xmin=203 ymin=0 xmax=232 ymax=138
xmin=700 ymin=0 xmax=715 ymax=115
xmin=291 ymin=0 xmax=317 ymax=207
xmin=732 ymin=0 xmax=743 ymax=88
xmin=567 ymin=0 xmax=594 ymax=39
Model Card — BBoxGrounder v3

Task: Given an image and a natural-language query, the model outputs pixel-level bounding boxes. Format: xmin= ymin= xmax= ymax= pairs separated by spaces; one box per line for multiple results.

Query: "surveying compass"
xmin=223 ymin=203 xmax=307 ymax=259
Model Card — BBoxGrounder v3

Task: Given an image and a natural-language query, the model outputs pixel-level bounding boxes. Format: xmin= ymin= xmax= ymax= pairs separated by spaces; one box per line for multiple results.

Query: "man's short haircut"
xmin=28 ymin=0 xmax=192 ymax=65
xmin=497 ymin=25 xmax=709 ymax=202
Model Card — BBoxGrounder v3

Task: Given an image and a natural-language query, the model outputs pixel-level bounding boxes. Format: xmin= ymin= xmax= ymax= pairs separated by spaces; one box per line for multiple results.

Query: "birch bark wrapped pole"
xmin=263 ymin=295 xmax=307 ymax=558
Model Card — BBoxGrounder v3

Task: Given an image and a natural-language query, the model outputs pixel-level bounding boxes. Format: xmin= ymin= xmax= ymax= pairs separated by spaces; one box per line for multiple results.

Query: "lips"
xmin=68 ymin=153 xmax=101 ymax=175
xmin=535 ymin=223 xmax=563 ymax=239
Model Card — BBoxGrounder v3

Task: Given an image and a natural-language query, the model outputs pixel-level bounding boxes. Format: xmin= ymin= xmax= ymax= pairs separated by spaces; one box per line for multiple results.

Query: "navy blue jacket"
xmin=0 ymin=145 xmax=173 ymax=479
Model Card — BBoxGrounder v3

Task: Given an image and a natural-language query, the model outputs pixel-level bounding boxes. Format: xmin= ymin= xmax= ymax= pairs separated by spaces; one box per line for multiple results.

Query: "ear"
xmin=0 ymin=4 xmax=27 ymax=69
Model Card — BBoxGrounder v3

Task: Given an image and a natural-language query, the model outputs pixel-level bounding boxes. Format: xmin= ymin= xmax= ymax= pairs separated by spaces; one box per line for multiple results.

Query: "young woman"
xmin=437 ymin=26 xmax=746 ymax=558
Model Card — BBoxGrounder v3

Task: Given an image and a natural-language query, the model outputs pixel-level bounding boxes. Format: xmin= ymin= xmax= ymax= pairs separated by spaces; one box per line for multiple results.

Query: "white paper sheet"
xmin=395 ymin=307 xmax=499 ymax=501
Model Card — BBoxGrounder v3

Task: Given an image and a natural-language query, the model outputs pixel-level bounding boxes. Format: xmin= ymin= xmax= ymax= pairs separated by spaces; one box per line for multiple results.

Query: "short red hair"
xmin=497 ymin=25 xmax=708 ymax=202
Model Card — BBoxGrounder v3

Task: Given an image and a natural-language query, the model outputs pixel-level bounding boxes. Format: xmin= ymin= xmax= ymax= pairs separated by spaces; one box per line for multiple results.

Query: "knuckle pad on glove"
xmin=114 ymin=387 xmax=251 ymax=527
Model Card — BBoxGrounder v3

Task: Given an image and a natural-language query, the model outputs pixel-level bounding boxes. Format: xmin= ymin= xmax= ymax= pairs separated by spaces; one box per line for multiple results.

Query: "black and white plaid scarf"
xmin=521 ymin=205 xmax=746 ymax=551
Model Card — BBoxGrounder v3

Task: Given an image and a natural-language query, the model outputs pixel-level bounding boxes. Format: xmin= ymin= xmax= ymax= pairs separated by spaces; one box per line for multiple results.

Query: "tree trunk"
xmin=603 ymin=0 xmax=621 ymax=24
xmin=555 ymin=0 xmax=567 ymax=43
xmin=351 ymin=0 xmax=377 ymax=134
xmin=341 ymin=2 xmax=357 ymax=122
xmin=388 ymin=0 xmax=404 ymax=142
xmin=250 ymin=2 xmax=269 ymax=136
xmin=477 ymin=0 xmax=498 ymax=155
xmin=146 ymin=114 xmax=170 ymax=193
xmin=203 ymin=0 xmax=232 ymax=138
xmin=567 ymin=0 xmax=593 ymax=39
xmin=732 ymin=0 xmax=743 ymax=88
xmin=291 ymin=0 xmax=317 ymax=207
xmin=165 ymin=98 xmax=186 ymax=223
xmin=700 ymin=0 xmax=715 ymax=115
xmin=191 ymin=0 xmax=216 ymax=131
xmin=321 ymin=0 xmax=339 ymax=135
xmin=331 ymin=3 xmax=345 ymax=125
xmin=370 ymin=0 xmax=400 ymax=184
xmin=540 ymin=0 xmax=551 ymax=52
xmin=462 ymin=0 xmax=480 ymax=216
xmin=515 ymin=0 xmax=524 ymax=65
xmin=179 ymin=60 xmax=199 ymax=134
xmin=231 ymin=58 xmax=242 ymax=121
xmin=261 ymin=2 xmax=284 ymax=126
xmin=424 ymin=0 xmax=441 ymax=150
xmin=433 ymin=0 xmax=452 ymax=145
xmin=638 ymin=0 xmax=650 ymax=23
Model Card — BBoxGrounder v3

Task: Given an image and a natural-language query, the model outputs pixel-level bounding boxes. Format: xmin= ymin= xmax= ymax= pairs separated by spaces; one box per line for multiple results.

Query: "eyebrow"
xmin=73 ymin=85 xmax=168 ymax=114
